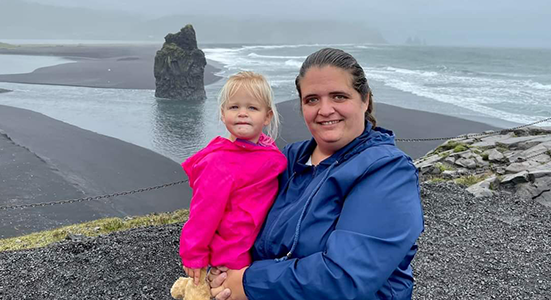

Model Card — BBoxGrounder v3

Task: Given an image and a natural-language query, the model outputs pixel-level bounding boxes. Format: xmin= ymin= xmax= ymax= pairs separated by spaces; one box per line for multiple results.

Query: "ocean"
xmin=0 ymin=43 xmax=550 ymax=162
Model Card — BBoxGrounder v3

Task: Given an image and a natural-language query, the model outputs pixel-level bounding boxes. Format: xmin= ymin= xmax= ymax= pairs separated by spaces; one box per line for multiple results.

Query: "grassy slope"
xmin=0 ymin=209 xmax=189 ymax=252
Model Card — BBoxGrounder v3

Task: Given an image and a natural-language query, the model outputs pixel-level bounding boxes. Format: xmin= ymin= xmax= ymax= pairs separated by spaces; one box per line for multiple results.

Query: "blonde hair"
xmin=218 ymin=71 xmax=280 ymax=140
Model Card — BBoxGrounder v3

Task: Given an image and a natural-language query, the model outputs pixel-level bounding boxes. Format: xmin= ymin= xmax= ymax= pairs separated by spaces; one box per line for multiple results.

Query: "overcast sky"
xmin=22 ymin=0 xmax=551 ymax=47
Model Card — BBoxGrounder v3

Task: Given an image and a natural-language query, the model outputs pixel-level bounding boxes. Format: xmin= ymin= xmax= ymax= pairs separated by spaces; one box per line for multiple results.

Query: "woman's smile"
xmin=300 ymin=66 xmax=368 ymax=155
xmin=317 ymin=119 xmax=342 ymax=126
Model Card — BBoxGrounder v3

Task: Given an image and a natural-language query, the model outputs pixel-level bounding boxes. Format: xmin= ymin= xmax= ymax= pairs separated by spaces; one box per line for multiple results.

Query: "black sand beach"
xmin=0 ymin=98 xmax=500 ymax=239
xmin=0 ymin=43 xmax=502 ymax=238
xmin=0 ymin=44 xmax=221 ymax=89
xmin=1 ymin=44 xmax=549 ymax=300
xmin=0 ymin=104 xmax=192 ymax=239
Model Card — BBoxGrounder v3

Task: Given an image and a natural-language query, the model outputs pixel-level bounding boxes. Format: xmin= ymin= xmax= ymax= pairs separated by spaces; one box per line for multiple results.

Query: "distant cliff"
xmin=0 ymin=1 xmax=386 ymax=44
xmin=154 ymin=25 xmax=206 ymax=100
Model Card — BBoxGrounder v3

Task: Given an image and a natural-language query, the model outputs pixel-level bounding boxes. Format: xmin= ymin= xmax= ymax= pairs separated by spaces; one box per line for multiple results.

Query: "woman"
xmin=209 ymin=48 xmax=424 ymax=300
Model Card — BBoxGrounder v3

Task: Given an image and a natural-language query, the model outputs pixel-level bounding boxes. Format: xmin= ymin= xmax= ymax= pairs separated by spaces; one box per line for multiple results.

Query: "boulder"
xmin=154 ymin=24 xmax=207 ymax=100
xmin=441 ymin=170 xmax=459 ymax=179
xmin=496 ymin=136 xmax=542 ymax=150
xmin=415 ymin=154 xmax=442 ymax=174
xmin=466 ymin=176 xmax=498 ymax=198
xmin=516 ymin=177 xmax=551 ymax=200
xmin=486 ymin=149 xmax=504 ymax=162
xmin=444 ymin=156 xmax=456 ymax=165
xmin=505 ymin=161 xmax=542 ymax=174
xmin=455 ymin=158 xmax=477 ymax=169
xmin=536 ymin=191 xmax=551 ymax=208
xmin=501 ymin=171 xmax=529 ymax=185
xmin=471 ymin=134 xmax=514 ymax=149
xmin=509 ymin=141 xmax=551 ymax=163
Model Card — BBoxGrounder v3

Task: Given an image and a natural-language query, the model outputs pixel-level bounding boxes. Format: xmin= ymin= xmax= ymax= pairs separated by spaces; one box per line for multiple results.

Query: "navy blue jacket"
xmin=243 ymin=123 xmax=424 ymax=299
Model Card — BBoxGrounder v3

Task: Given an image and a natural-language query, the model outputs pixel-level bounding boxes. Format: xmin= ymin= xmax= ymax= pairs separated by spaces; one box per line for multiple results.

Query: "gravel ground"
xmin=1 ymin=183 xmax=550 ymax=299
xmin=414 ymin=183 xmax=551 ymax=300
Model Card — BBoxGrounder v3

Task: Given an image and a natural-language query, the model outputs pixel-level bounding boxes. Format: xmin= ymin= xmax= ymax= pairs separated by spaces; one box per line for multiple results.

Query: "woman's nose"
xmin=318 ymin=99 xmax=335 ymax=116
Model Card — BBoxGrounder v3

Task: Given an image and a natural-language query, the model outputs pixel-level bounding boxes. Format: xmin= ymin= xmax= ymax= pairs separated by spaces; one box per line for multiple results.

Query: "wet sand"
xmin=0 ymin=104 xmax=192 ymax=238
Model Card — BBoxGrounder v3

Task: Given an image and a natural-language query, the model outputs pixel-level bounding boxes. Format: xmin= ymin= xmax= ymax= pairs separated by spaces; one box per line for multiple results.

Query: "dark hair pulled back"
xmin=295 ymin=48 xmax=376 ymax=127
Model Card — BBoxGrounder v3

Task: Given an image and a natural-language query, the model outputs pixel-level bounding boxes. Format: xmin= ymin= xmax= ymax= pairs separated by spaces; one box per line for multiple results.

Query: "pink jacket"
xmin=179 ymin=134 xmax=287 ymax=269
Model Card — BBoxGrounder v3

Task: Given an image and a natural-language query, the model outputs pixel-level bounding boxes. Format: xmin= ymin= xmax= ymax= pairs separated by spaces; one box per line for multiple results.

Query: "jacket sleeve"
xmin=243 ymin=154 xmax=424 ymax=300
xmin=179 ymin=158 xmax=234 ymax=268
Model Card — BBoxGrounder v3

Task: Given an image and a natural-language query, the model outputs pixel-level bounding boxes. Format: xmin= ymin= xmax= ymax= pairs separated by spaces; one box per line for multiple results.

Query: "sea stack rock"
xmin=154 ymin=25 xmax=207 ymax=100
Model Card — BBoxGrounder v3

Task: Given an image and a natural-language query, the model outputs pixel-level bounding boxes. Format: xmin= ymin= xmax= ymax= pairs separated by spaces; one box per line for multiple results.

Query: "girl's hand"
xmin=184 ymin=267 xmax=202 ymax=285
xmin=208 ymin=266 xmax=231 ymax=300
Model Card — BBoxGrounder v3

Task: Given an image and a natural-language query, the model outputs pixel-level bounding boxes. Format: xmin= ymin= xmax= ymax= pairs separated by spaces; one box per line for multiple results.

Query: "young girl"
xmin=171 ymin=71 xmax=287 ymax=298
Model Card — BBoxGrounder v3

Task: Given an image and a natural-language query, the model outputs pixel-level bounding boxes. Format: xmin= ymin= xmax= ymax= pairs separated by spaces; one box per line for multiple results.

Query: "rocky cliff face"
xmin=154 ymin=25 xmax=206 ymax=100
xmin=415 ymin=126 xmax=551 ymax=208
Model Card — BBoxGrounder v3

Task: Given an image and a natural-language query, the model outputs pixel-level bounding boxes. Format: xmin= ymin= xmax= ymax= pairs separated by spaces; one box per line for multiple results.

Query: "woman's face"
xmin=300 ymin=66 xmax=368 ymax=155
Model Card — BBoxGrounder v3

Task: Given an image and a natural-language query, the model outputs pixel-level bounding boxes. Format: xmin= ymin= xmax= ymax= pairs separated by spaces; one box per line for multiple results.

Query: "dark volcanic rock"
xmin=154 ymin=25 xmax=207 ymax=100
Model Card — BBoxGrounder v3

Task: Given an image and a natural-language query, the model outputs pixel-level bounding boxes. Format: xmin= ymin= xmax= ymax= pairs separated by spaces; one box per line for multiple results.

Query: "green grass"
xmin=429 ymin=177 xmax=448 ymax=183
xmin=453 ymin=144 xmax=469 ymax=153
xmin=481 ymin=153 xmax=489 ymax=161
xmin=455 ymin=175 xmax=488 ymax=187
xmin=0 ymin=209 xmax=189 ymax=252
xmin=429 ymin=140 xmax=470 ymax=156
xmin=435 ymin=163 xmax=454 ymax=172
xmin=496 ymin=146 xmax=508 ymax=153
xmin=438 ymin=151 xmax=451 ymax=158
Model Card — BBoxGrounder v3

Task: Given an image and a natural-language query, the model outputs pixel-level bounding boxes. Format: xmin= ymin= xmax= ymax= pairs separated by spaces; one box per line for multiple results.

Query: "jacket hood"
xmin=182 ymin=133 xmax=280 ymax=186
xmin=297 ymin=122 xmax=396 ymax=168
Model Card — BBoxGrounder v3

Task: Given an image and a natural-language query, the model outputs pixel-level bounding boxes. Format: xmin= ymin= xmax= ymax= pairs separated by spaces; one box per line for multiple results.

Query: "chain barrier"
xmin=1 ymin=116 xmax=550 ymax=211
xmin=0 ymin=180 xmax=188 ymax=211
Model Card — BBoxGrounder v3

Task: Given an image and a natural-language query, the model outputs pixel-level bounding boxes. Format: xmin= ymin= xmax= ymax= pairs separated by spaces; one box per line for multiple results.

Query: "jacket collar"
xmin=295 ymin=122 xmax=396 ymax=172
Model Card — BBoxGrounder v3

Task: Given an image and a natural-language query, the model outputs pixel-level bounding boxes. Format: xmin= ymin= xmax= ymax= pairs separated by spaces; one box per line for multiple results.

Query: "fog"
xmin=2 ymin=0 xmax=551 ymax=47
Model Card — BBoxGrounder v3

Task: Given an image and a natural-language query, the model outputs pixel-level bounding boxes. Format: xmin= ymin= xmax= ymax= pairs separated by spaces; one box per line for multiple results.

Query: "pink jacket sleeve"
xmin=179 ymin=159 xmax=234 ymax=268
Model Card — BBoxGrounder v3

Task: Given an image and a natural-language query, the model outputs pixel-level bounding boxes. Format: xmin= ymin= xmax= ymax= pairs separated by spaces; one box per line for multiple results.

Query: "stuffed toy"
xmin=170 ymin=269 xmax=211 ymax=300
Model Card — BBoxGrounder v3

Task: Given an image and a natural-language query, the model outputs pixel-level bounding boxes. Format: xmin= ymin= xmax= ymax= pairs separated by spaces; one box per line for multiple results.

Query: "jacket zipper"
xmin=261 ymin=171 xmax=297 ymax=255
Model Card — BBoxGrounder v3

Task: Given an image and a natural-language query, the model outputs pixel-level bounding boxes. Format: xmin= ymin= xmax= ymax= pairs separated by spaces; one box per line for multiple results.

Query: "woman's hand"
xmin=208 ymin=266 xmax=248 ymax=300
xmin=225 ymin=267 xmax=248 ymax=300
xmin=208 ymin=266 xmax=231 ymax=300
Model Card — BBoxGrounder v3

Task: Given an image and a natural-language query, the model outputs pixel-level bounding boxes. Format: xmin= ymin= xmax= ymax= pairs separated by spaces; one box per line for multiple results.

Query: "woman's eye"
xmin=304 ymin=98 xmax=318 ymax=104
xmin=334 ymin=95 xmax=347 ymax=100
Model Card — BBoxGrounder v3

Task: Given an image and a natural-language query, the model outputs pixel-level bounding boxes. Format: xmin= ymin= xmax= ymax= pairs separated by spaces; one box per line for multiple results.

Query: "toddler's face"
xmin=221 ymin=87 xmax=272 ymax=143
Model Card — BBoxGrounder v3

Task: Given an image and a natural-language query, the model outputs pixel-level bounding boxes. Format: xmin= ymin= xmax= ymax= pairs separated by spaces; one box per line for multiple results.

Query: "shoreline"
xmin=0 ymin=98 xmax=502 ymax=238
xmin=0 ymin=44 xmax=222 ymax=89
